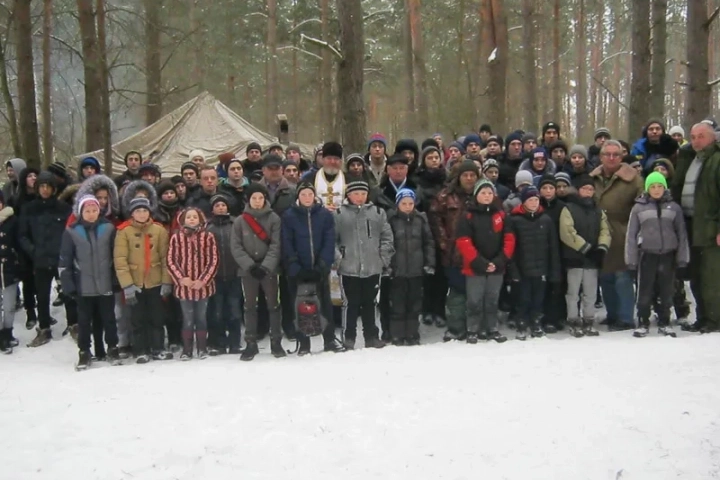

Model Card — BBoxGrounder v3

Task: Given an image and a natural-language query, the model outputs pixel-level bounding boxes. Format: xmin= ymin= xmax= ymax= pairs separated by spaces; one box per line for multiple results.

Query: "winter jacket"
xmin=206 ymin=214 xmax=237 ymax=281
xmin=0 ymin=208 xmax=20 ymax=287
xmin=219 ymin=181 xmax=247 ymax=216
xmin=167 ymin=210 xmax=219 ymax=301
xmin=114 ymin=169 xmax=141 ymax=190
xmin=671 ymin=142 xmax=720 ymax=247
xmin=507 ymin=205 xmax=561 ymax=282
xmin=591 ymin=163 xmax=644 ymax=273
xmin=281 ymin=201 xmax=335 ymax=277
xmin=558 ymin=195 xmax=611 ymax=269
xmin=18 ymin=195 xmax=72 ymax=269
xmin=497 ymin=155 xmax=524 ymax=191
xmin=377 ymin=176 xmax=424 ymax=212
xmin=259 ymin=178 xmax=295 ymax=217
xmin=625 ymin=192 xmax=690 ymax=269
xmin=563 ymin=161 xmax=593 ymax=179
xmin=187 ymin=188 xmax=219 ymax=217
xmin=155 ymin=200 xmax=181 ymax=233
xmin=631 ymin=133 xmax=679 ymax=173
xmin=2 ymin=158 xmax=26 ymax=203
xmin=231 ymin=203 xmax=281 ymax=276
xmin=587 ymin=145 xmax=601 ymax=169
xmin=455 ymin=202 xmax=515 ymax=277
xmin=10 ymin=167 xmax=38 ymax=211
xmin=413 ymin=167 xmax=447 ymax=210
xmin=429 ymin=178 xmax=474 ymax=267
xmin=121 ymin=180 xmax=158 ymax=220
xmin=540 ymin=196 xmax=566 ymax=229
xmin=59 ymin=218 xmax=116 ymax=297
xmin=519 ymin=158 xmax=558 ymax=187
xmin=242 ymin=159 xmax=263 ymax=180
xmin=387 ymin=209 xmax=435 ymax=277
xmin=114 ymin=219 xmax=171 ymax=289
xmin=334 ymin=201 xmax=394 ymax=278
xmin=66 ymin=174 xmax=122 ymax=227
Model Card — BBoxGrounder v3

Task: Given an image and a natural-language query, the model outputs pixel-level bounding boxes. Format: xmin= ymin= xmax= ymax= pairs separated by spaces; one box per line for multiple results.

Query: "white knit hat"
xmin=668 ymin=126 xmax=685 ymax=138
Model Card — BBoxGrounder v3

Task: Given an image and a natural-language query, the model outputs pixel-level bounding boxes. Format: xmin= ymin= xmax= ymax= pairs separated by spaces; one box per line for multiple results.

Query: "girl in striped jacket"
xmin=167 ymin=207 xmax=219 ymax=360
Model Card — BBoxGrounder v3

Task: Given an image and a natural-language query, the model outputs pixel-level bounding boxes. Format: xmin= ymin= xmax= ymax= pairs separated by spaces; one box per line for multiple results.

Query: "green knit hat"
xmin=645 ymin=171 xmax=667 ymax=192
xmin=473 ymin=178 xmax=496 ymax=197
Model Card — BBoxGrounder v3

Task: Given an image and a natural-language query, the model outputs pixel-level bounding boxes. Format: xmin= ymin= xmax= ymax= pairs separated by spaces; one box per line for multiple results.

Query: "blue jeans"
xmin=599 ymin=271 xmax=635 ymax=326
xmin=209 ymin=277 xmax=244 ymax=350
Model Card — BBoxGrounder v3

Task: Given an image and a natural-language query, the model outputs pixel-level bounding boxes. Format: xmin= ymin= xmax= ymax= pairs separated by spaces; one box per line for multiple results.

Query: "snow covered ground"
xmin=2 ymin=308 xmax=720 ymax=480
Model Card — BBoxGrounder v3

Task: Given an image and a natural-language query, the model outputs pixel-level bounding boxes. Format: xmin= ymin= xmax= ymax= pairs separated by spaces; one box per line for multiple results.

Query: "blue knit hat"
xmin=463 ymin=134 xmax=482 ymax=149
xmin=367 ymin=133 xmax=387 ymax=151
xmin=395 ymin=188 xmax=416 ymax=205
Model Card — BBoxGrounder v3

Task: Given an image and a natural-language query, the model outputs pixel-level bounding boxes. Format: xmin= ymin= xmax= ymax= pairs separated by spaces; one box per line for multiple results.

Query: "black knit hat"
xmin=322 ymin=142 xmax=343 ymax=159
xmin=296 ymin=181 xmax=316 ymax=199
xmin=455 ymin=160 xmax=480 ymax=177
xmin=181 ymin=162 xmax=199 ymax=175
xmin=538 ymin=174 xmax=556 ymax=189
xmin=542 ymin=121 xmax=560 ymax=135
xmin=170 ymin=175 xmax=186 ymax=186
xmin=210 ymin=193 xmax=231 ymax=208
xmin=421 ymin=138 xmax=440 ymax=151
xmin=48 ymin=161 xmax=68 ymax=178
xmin=37 ymin=171 xmax=56 ymax=189
xmin=156 ymin=180 xmax=177 ymax=197
xmin=573 ymin=174 xmax=595 ymax=190
xmin=246 ymin=142 xmax=262 ymax=154
xmin=479 ymin=124 xmax=493 ymax=134
xmin=245 ymin=182 xmax=269 ymax=201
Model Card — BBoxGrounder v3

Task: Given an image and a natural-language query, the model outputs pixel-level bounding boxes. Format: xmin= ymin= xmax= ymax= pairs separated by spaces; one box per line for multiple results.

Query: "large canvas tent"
xmin=75 ymin=91 xmax=314 ymax=176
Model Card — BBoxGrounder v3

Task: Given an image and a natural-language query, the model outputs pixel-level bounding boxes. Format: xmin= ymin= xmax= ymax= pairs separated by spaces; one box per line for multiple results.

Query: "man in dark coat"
xmin=242 ymin=142 xmax=264 ymax=180
xmin=114 ymin=151 xmax=142 ymax=189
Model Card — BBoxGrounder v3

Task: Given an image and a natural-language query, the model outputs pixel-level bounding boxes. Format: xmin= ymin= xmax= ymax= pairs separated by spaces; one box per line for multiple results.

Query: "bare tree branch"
xmin=709 ymin=77 xmax=720 ymax=87
xmin=289 ymin=18 xmax=321 ymax=33
xmin=49 ymin=34 xmax=83 ymax=60
xmin=277 ymin=45 xmax=322 ymax=60
xmin=590 ymin=75 xmax=629 ymax=110
xmin=300 ymin=33 xmax=342 ymax=60
xmin=705 ymin=6 xmax=720 ymax=29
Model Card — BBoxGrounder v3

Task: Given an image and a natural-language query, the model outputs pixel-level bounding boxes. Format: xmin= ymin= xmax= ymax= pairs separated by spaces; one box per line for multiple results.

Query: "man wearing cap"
xmin=365 ymin=133 xmax=388 ymax=186
xmin=258 ymin=154 xmax=295 ymax=217
xmin=242 ymin=141 xmax=264 ymax=180
xmin=589 ymin=128 xmax=611 ymax=167
xmin=541 ymin=122 xmax=561 ymax=154
xmin=285 ymin=144 xmax=311 ymax=173
xmin=219 ymin=158 xmax=248 ymax=216
xmin=303 ymin=142 xmax=346 ymax=211
xmin=591 ymin=139 xmax=644 ymax=331
xmin=114 ymin=151 xmax=143 ymax=189
xmin=630 ymin=118 xmax=680 ymax=173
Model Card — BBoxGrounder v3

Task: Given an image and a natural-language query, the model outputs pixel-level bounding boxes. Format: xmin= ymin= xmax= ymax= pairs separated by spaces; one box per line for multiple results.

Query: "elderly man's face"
xmin=691 ymin=124 xmax=716 ymax=152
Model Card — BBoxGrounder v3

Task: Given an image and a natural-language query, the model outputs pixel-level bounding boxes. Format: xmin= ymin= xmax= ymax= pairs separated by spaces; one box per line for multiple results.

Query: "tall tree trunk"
xmin=649 ymin=0 xmax=667 ymax=119
xmin=145 ymin=0 xmax=162 ymax=125
xmin=685 ymin=0 xmax=711 ymax=126
xmin=629 ymin=0 xmax=651 ymax=139
xmin=522 ymin=0 xmax=537 ymax=130
xmin=590 ymin=0 xmax=603 ymax=128
xmin=480 ymin=0 xmax=508 ymax=134
xmin=320 ymin=0 xmax=333 ymax=138
xmin=335 ymin=0 xmax=365 ymax=152
xmin=77 ymin=0 xmax=103 ymax=152
xmin=576 ymin=0 xmax=587 ymax=142
xmin=15 ymin=0 xmax=41 ymax=167
xmin=551 ymin=0 xmax=561 ymax=122
xmin=96 ymin=0 xmax=112 ymax=172
xmin=403 ymin=0 xmax=415 ymax=129
xmin=0 ymin=32 xmax=20 ymax=157
xmin=266 ymin=0 xmax=278 ymax=132
xmin=190 ymin=0 xmax=205 ymax=93
xmin=41 ymin=0 xmax=53 ymax=167
xmin=407 ymin=0 xmax=429 ymax=132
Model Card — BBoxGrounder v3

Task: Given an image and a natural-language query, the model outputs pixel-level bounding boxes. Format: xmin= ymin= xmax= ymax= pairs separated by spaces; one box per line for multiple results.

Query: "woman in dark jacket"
xmin=11 ymin=167 xmax=39 ymax=329
xmin=281 ymin=182 xmax=344 ymax=355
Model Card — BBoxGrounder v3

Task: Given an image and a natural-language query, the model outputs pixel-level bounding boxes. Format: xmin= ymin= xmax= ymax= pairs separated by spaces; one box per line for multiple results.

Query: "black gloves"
xmin=470 ymin=258 xmax=488 ymax=275
xmin=250 ymin=264 xmax=267 ymax=280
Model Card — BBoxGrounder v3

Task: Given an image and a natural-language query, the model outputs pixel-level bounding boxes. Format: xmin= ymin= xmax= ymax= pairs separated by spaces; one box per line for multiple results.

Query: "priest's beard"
xmin=323 ymin=167 xmax=340 ymax=176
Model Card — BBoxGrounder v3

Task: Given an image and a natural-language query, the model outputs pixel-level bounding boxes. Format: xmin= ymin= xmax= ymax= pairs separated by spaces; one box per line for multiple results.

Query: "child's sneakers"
xmin=136 ymin=354 xmax=151 ymax=364
xmin=658 ymin=325 xmax=677 ymax=338
xmin=583 ymin=319 xmax=600 ymax=337
xmin=568 ymin=319 xmax=585 ymax=338
xmin=152 ymin=351 xmax=173 ymax=361
xmin=633 ymin=326 xmax=649 ymax=338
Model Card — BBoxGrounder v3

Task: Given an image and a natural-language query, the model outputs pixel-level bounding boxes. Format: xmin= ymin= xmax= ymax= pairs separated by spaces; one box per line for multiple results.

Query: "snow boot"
xmin=324 ymin=337 xmax=346 ymax=353
xmin=516 ymin=323 xmax=528 ymax=341
xmin=422 ymin=314 xmax=434 ymax=325
xmin=25 ymin=309 xmax=37 ymax=330
xmin=8 ymin=329 xmax=18 ymax=348
xmin=530 ymin=319 xmax=545 ymax=338
xmin=240 ymin=341 xmax=259 ymax=361
xmin=75 ymin=350 xmax=92 ymax=371
xmin=207 ymin=346 xmax=223 ymax=356
xmin=633 ymin=319 xmax=650 ymax=338
xmin=27 ymin=327 xmax=51 ymax=347
xmin=271 ymin=339 xmax=287 ymax=358
xmin=487 ymin=330 xmax=507 ymax=343
xmin=343 ymin=337 xmax=356 ymax=350
xmin=298 ymin=337 xmax=311 ymax=356
xmin=365 ymin=337 xmax=386 ymax=349
xmin=568 ymin=319 xmax=585 ymax=338
xmin=477 ymin=331 xmax=488 ymax=341
xmin=0 ymin=329 xmax=12 ymax=354
xmin=583 ymin=318 xmax=600 ymax=337
xmin=658 ymin=325 xmax=677 ymax=337
xmin=107 ymin=347 xmax=121 ymax=365
xmin=195 ymin=330 xmax=208 ymax=359
xmin=466 ymin=332 xmax=479 ymax=344
xmin=181 ymin=330 xmax=194 ymax=360
xmin=136 ymin=354 xmax=151 ymax=364
xmin=442 ymin=330 xmax=466 ymax=342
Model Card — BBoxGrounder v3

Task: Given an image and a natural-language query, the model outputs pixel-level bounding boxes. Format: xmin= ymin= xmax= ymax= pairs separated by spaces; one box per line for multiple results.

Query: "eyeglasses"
xmin=601 ymin=152 xmax=622 ymax=158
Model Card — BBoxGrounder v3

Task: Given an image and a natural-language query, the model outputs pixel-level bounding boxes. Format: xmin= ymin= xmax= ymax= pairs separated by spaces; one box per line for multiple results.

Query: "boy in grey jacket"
xmin=625 ymin=172 xmax=689 ymax=338
xmin=230 ymin=183 xmax=284 ymax=360
xmin=335 ymin=179 xmax=394 ymax=349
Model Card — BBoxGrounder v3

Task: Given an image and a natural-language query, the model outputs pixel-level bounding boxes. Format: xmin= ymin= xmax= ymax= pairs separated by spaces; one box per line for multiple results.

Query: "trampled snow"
xmin=2 ymin=312 xmax=720 ymax=479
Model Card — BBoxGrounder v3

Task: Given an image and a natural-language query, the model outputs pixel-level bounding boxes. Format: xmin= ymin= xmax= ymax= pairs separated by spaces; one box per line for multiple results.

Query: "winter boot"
xmin=568 ymin=319 xmax=585 ymax=338
xmin=516 ymin=322 xmax=528 ymax=341
xmin=118 ymin=346 xmax=132 ymax=359
xmin=343 ymin=337 xmax=356 ymax=350
xmin=196 ymin=331 xmax=208 ymax=359
xmin=531 ymin=319 xmax=546 ymax=338
xmin=8 ymin=329 xmax=18 ymax=348
xmin=75 ymin=350 xmax=92 ymax=371
xmin=136 ymin=354 xmax=151 ymax=364
xmin=271 ymin=338 xmax=287 ymax=358
xmin=0 ymin=329 xmax=12 ymax=354
xmin=466 ymin=332 xmax=479 ymax=344
xmin=25 ymin=309 xmax=37 ymax=330
xmin=107 ymin=347 xmax=121 ymax=365
xmin=298 ymin=336 xmax=311 ymax=356
xmin=365 ymin=337 xmax=386 ymax=349
xmin=152 ymin=350 xmax=173 ymax=361
xmin=240 ymin=341 xmax=259 ymax=361
xmin=633 ymin=319 xmax=649 ymax=338
xmin=487 ymin=330 xmax=507 ymax=343
xmin=181 ymin=330 xmax=194 ymax=360
xmin=27 ymin=327 xmax=51 ymax=347
xmin=392 ymin=337 xmax=405 ymax=346
xmin=582 ymin=318 xmax=600 ymax=337
xmin=442 ymin=330 xmax=466 ymax=342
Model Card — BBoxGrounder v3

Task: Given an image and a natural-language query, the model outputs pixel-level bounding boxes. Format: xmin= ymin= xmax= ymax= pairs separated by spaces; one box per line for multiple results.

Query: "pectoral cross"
xmin=322 ymin=185 xmax=335 ymax=207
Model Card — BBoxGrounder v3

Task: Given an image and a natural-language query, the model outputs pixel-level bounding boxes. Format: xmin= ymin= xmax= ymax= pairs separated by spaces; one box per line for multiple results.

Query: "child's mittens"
xmin=123 ymin=285 xmax=141 ymax=306
xmin=160 ymin=284 xmax=173 ymax=297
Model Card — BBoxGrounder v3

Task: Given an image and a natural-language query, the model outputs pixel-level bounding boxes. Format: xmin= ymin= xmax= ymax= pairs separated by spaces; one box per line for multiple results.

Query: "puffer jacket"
xmin=387 ymin=209 xmax=435 ymax=277
xmin=429 ymin=179 xmax=474 ymax=267
xmin=114 ymin=218 xmax=171 ymax=289
xmin=625 ymin=191 xmax=689 ymax=268
xmin=559 ymin=195 xmax=611 ymax=269
xmin=591 ymin=163 xmax=644 ymax=273
xmin=18 ymin=194 xmax=72 ymax=269
xmin=507 ymin=205 xmax=561 ymax=282
xmin=59 ymin=218 xmax=116 ymax=297
xmin=121 ymin=180 xmax=158 ymax=220
xmin=455 ymin=202 xmax=515 ymax=276
xmin=334 ymin=201 xmax=394 ymax=278
xmin=0 ymin=207 xmax=20 ymax=287
xmin=231 ymin=203 xmax=281 ymax=276
xmin=206 ymin=214 xmax=237 ymax=281
xmin=167 ymin=209 xmax=218 ymax=301
xmin=281 ymin=201 xmax=335 ymax=277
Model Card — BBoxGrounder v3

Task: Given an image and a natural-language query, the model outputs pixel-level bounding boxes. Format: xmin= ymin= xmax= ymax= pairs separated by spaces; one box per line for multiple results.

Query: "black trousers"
xmin=131 ymin=287 xmax=165 ymax=356
xmin=20 ymin=270 xmax=36 ymax=311
xmin=517 ymin=276 xmax=546 ymax=326
xmin=389 ymin=276 xmax=423 ymax=339
xmin=422 ymin=260 xmax=447 ymax=319
xmin=637 ymin=252 xmax=675 ymax=325
xmin=543 ymin=276 xmax=567 ymax=327
xmin=34 ymin=267 xmax=56 ymax=330
xmin=279 ymin=274 xmax=296 ymax=336
xmin=77 ymin=295 xmax=117 ymax=353
xmin=164 ymin=295 xmax=182 ymax=346
xmin=341 ymin=275 xmax=380 ymax=341
xmin=378 ymin=276 xmax=391 ymax=334
xmin=65 ymin=296 xmax=78 ymax=327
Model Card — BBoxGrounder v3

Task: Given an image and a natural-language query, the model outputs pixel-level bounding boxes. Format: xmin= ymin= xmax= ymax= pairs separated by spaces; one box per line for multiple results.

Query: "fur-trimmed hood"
xmin=58 ymin=183 xmax=81 ymax=205
xmin=121 ymin=179 xmax=158 ymax=216
xmin=74 ymin=174 xmax=120 ymax=218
